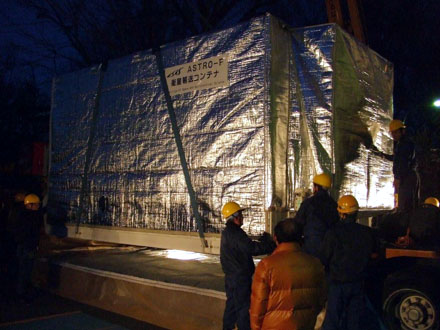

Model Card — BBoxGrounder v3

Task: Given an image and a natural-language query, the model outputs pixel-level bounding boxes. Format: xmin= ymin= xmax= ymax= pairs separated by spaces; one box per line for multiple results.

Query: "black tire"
xmin=383 ymin=283 xmax=439 ymax=330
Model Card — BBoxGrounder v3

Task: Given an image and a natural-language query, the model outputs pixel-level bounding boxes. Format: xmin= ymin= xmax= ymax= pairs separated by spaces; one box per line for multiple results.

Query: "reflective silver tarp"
xmin=49 ymin=14 xmax=394 ymax=237
xmin=289 ymin=24 xmax=394 ymax=210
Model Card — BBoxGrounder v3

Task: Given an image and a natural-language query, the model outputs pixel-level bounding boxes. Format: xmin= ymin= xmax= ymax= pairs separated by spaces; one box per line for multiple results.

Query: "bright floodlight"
xmin=434 ymin=99 xmax=440 ymax=108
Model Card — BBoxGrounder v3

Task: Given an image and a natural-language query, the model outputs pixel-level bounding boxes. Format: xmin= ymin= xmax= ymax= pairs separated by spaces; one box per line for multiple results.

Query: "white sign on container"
xmin=165 ymin=55 xmax=229 ymax=96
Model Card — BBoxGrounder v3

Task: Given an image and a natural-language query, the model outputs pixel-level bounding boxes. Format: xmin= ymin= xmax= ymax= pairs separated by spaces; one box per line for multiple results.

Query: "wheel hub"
xmin=399 ymin=295 xmax=435 ymax=330
xmin=407 ymin=306 xmax=422 ymax=321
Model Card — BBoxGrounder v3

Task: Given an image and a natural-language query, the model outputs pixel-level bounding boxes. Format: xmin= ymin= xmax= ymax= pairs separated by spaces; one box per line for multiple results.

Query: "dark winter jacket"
xmin=14 ymin=208 xmax=43 ymax=250
xmin=320 ymin=221 xmax=376 ymax=283
xmin=408 ymin=204 xmax=440 ymax=249
xmin=6 ymin=201 xmax=24 ymax=237
xmin=220 ymin=221 xmax=274 ymax=278
xmin=293 ymin=189 xmax=339 ymax=258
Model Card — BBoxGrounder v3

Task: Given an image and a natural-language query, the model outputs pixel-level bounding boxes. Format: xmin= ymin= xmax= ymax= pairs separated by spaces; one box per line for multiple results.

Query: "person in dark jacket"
xmin=220 ymin=201 xmax=275 ymax=330
xmin=406 ymin=197 xmax=440 ymax=249
xmin=293 ymin=173 xmax=339 ymax=258
xmin=388 ymin=119 xmax=420 ymax=212
xmin=320 ymin=195 xmax=376 ymax=330
xmin=375 ymin=197 xmax=440 ymax=249
xmin=14 ymin=193 xmax=44 ymax=301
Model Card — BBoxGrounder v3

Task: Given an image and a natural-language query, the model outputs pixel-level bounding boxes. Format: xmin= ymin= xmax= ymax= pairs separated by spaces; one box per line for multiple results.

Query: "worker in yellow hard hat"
xmin=220 ymin=201 xmax=275 ymax=330
xmin=14 ymin=193 xmax=44 ymax=301
xmin=403 ymin=197 xmax=440 ymax=250
xmin=373 ymin=119 xmax=420 ymax=211
xmin=23 ymin=194 xmax=41 ymax=210
xmin=388 ymin=119 xmax=420 ymax=212
xmin=291 ymin=173 xmax=339 ymax=258
xmin=320 ymin=195 xmax=376 ymax=330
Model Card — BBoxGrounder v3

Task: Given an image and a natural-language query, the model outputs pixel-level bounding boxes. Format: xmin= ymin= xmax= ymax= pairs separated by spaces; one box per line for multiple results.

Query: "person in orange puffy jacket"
xmin=249 ymin=219 xmax=326 ymax=330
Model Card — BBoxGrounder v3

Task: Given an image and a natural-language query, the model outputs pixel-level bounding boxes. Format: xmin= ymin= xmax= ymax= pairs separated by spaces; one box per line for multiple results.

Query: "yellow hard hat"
xmin=222 ymin=202 xmax=245 ymax=219
xmin=337 ymin=195 xmax=359 ymax=214
xmin=389 ymin=119 xmax=405 ymax=132
xmin=24 ymin=194 xmax=40 ymax=205
xmin=424 ymin=197 xmax=439 ymax=208
xmin=313 ymin=173 xmax=331 ymax=189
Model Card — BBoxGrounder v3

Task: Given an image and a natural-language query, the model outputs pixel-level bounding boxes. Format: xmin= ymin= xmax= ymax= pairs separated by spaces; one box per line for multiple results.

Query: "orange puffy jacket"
xmin=250 ymin=242 xmax=326 ymax=330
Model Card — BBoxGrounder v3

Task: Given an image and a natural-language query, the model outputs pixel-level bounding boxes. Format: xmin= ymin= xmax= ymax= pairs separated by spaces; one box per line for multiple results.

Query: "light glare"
xmin=166 ymin=249 xmax=208 ymax=261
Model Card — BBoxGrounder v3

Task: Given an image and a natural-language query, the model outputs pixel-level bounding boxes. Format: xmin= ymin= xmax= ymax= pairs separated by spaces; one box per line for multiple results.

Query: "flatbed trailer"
xmin=385 ymin=247 xmax=440 ymax=260
xmin=368 ymin=246 xmax=440 ymax=330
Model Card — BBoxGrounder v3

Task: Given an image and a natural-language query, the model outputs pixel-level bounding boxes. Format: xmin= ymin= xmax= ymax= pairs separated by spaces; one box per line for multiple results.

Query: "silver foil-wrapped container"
xmin=49 ymin=14 xmax=394 ymax=238
xmin=289 ymin=24 xmax=394 ymax=211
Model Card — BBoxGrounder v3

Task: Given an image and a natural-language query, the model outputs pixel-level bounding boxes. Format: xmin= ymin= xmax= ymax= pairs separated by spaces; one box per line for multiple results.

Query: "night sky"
xmin=1 ymin=0 xmax=439 ymax=141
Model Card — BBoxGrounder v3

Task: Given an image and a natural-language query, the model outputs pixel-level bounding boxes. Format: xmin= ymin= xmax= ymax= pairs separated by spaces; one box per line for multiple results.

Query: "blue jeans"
xmin=223 ymin=275 xmax=252 ymax=330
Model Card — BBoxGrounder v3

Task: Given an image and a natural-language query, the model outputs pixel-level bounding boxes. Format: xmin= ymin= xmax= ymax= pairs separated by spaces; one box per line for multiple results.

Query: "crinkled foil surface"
xmin=289 ymin=25 xmax=394 ymax=209
xmin=50 ymin=14 xmax=394 ymax=236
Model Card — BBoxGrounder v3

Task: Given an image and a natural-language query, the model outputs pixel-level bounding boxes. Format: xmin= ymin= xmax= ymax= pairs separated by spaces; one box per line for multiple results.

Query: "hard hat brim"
xmin=227 ymin=207 xmax=247 ymax=218
xmin=337 ymin=206 xmax=358 ymax=214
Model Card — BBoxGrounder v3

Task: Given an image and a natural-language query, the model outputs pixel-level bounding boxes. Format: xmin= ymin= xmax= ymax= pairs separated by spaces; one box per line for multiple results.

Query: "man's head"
xmin=24 ymin=193 xmax=41 ymax=211
xmin=389 ymin=119 xmax=405 ymax=142
xmin=222 ymin=201 xmax=245 ymax=227
xmin=312 ymin=173 xmax=331 ymax=193
xmin=274 ymin=219 xmax=302 ymax=244
xmin=337 ymin=195 xmax=359 ymax=222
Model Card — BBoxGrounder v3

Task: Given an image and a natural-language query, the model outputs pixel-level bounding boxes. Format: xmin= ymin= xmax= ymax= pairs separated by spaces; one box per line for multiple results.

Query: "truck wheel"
xmin=383 ymin=286 xmax=439 ymax=330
